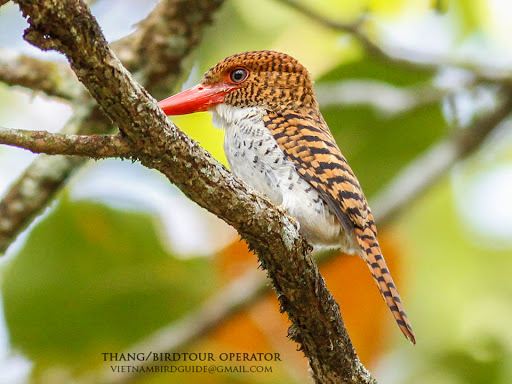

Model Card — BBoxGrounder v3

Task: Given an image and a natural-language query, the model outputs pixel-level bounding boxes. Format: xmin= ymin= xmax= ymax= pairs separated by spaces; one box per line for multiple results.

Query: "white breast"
xmin=210 ymin=104 xmax=359 ymax=252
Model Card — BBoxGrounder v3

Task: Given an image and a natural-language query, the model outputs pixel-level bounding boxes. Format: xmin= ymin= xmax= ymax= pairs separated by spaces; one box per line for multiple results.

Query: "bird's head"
xmin=158 ymin=50 xmax=317 ymax=116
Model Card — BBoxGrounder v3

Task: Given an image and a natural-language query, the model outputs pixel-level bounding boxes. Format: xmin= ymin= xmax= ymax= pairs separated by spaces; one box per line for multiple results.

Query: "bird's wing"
xmin=263 ymin=109 xmax=416 ymax=344
xmin=263 ymin=109 xmax=370 ymax=233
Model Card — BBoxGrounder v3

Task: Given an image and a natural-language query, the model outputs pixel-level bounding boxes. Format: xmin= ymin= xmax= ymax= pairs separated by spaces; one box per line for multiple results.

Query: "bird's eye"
xmin=229 ymin=68 xmax=248 ymax=83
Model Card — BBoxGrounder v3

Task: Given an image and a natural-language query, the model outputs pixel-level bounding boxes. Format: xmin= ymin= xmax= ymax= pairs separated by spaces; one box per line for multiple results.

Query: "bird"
xmin=157 ymin=50 xmax=415 ymax=344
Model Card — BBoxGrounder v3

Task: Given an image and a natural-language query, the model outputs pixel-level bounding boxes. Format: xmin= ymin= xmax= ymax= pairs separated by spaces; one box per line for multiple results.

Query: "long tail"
xmin=354 ymin=225 xmax=416 ymax=344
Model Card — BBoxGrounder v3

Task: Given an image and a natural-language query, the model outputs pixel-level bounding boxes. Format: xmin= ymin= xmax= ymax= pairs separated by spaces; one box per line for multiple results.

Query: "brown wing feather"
xmin=263 ymin=110 xmax=370 ymax=231
xmin=264 ymin=109 xmax=416 ymax=344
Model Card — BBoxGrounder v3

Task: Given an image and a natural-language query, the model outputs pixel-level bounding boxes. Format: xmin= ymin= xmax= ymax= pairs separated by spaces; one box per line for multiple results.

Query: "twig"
xmin=0 ymin=0 xmax=224 ymax=255
xmin=10 ymin=0 xmax=374 ymax=382
xmin=0 ymin=127 xmax=133 ymax=158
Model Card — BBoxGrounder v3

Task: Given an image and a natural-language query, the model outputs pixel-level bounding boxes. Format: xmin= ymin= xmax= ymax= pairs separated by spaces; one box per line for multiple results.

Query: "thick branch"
xmin=0 ymin=127 xmax=133 ymax=158
xmin=12 ymin=0 xmax=373 ymax=382
xmin=0 ymin=0 xmax=223 ymax=255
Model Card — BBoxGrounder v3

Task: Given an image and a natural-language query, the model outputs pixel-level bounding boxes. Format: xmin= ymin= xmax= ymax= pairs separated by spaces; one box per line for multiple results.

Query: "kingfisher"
xmin=158 ymin=50 xmax=415 ymax=344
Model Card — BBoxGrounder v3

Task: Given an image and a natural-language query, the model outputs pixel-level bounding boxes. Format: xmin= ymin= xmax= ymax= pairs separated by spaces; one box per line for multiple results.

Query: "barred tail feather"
xmin=355 ymin=226 xmax=416 ymax=344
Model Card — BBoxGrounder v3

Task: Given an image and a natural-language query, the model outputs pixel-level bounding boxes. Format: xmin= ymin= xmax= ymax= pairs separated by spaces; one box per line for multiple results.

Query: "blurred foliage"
xmin=1 ymin=0 xmax=512 ymax=383
xmin=318 ymin=57 xmax=445 ymax=196
xmin=2 ymin=196 xmax=216 ymax=374
xmin=399 ymin=179 xmax=512 ymax=383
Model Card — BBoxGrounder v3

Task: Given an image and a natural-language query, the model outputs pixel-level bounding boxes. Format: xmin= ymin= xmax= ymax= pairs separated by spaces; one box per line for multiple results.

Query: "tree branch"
xmin=0 ymin=0 xmax=224 ymax=255
xmin=314 ymin=80 xmax=445 ymax=116
xmin=372 ymin=87 xmax=512 ymax=225
xmin=0 ymin=103 xmax=109 ymax=253
xmin=0 ymin=127 xmax=133 ymax=158
xmin=0 ymin=48 xmax=78 ymax=100
xmin=277 ymin=0 xmax=391 ymax=62
xmin=103 ymin=270 xmax=269 ymax=384
xmin=9 ymin=0 xmax=374 ymax=382
xmin=277 ymin=0 xmax=512 ymax=82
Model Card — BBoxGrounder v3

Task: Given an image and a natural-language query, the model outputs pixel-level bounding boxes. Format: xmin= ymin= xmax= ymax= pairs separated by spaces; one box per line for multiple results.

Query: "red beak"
xmin=157 ymin=83 xmax=236 ymax=116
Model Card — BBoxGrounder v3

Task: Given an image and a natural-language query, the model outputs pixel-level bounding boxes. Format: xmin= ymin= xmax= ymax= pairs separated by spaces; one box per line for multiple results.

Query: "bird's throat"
xmin=210 ymin=104 xmax=266 ymax=131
